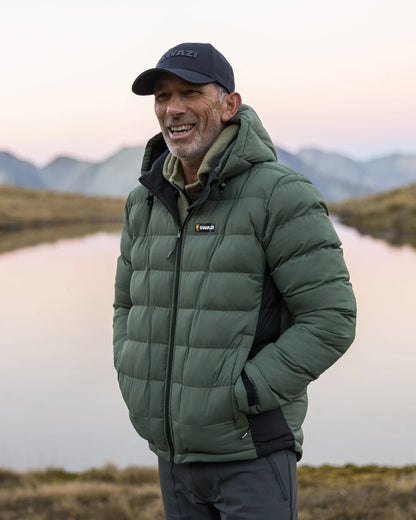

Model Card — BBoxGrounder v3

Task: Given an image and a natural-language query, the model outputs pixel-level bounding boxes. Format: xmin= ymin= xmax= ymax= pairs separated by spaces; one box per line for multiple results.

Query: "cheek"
xmin=154 ymin=105 xmax=165 ymax=123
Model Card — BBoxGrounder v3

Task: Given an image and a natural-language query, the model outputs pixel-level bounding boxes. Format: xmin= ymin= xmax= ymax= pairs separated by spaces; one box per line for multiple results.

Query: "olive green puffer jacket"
xmin=113 ymin=104 xmax=356 ymax=463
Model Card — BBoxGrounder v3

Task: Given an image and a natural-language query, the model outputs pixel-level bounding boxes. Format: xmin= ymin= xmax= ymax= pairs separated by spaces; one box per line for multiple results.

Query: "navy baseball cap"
xmin=132 ymin=42 xmax=235 ymax=95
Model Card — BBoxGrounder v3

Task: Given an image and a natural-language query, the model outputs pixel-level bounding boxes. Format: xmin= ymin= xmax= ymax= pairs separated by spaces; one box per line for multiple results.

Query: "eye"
xmin=184 ymin=89 xmax=200 ymax=96
xmin=155 ymin=92 xmax=169 ymax=102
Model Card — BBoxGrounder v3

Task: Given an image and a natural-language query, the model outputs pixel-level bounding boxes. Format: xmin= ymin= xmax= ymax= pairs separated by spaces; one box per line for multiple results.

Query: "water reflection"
xmin=0 ymin=222 xmax=122 ymax=255
xmin=0 ymin=225 xmax=415 ymax=471
xmin=0 ymin=232 xmax=154 ymax=471
xmin=303 ymin=223 xmax=416 ymax=466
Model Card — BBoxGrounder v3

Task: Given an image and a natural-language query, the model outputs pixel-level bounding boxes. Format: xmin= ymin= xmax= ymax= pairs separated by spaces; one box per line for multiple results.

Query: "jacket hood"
xmin=220 ymin=104 xmax=277 ymax=179
xmin=140 ymin=104 xmax=277 ymax=178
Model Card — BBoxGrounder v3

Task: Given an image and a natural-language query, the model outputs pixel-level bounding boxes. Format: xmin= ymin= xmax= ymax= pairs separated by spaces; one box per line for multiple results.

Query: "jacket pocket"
xmin=241 ymin=371 xmax=259 ymax=406
xmin=234 ymin=374 xmax=250 ymax=415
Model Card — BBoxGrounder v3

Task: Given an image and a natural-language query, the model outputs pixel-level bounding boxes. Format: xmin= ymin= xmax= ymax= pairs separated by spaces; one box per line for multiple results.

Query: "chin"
xmin=167 ymin=142 xmax=198 ymax=160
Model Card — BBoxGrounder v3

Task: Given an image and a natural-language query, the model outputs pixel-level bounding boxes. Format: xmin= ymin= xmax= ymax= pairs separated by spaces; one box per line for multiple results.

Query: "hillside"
xmin=0 ymin=152 xmax=44 ymax=189
xmin=0 ymin=185 xmax=124 ymax=232
xmin=0 ymin=464 xmax=415 ymax=519
xmin=299 ymin=149 xmax=416 ymax=195
xmin=330 ymin=182 xmax=416 ymax=247
xmin=2 ymin=146 xmax=416 ymax=202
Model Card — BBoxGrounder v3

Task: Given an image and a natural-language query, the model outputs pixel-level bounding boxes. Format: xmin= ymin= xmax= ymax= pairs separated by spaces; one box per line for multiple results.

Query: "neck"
xmin=180 ymin=159 xmax=201 ymax=185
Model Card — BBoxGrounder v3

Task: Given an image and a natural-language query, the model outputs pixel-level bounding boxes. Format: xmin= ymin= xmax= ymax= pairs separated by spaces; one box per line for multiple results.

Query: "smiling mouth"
xmin=168 ymin=124 xmax=195 ymax=136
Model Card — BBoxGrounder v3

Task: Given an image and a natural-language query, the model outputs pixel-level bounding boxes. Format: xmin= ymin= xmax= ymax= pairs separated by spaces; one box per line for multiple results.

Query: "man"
xmin=113 ymin=42 xmax=356 ymax=519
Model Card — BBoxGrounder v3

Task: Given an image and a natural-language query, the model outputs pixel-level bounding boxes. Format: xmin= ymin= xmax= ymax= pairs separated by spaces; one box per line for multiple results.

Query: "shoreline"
xmin=0 ymin=185 xmax=125 ymax=254
xmin=0 ymin=221 xmax=123 ymax=255
xmin=2 ymin=184 xmax=416 ymax=254
xmin=329 ymin=183 xmax=416 ymax=250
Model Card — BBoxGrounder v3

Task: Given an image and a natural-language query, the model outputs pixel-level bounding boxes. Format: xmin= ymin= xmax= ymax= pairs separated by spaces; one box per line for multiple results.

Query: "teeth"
xmin=169 ymin=125 xmax=193 ymax=135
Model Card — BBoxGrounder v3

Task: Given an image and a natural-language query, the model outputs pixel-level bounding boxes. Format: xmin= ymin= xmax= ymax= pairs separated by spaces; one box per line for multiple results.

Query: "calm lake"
xmin=1 ymin=222 xmax=415 ymax=471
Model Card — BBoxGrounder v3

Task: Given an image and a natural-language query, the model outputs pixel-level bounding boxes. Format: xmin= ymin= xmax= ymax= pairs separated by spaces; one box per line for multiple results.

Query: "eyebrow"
xmin=154 ymin=81 xmax=167 ymax=92
xmin=154 ymin=80 xmax=203 ymax=93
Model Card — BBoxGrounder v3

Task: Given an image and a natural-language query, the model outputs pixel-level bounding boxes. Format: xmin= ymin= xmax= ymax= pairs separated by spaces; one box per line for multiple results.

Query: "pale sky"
xmin=1 ymin=0 xmax=415 ymax=166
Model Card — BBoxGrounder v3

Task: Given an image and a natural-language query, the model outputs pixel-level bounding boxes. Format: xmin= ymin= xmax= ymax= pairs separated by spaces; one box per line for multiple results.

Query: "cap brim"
xmin=132 ymin=67 xmax=216 ymax=95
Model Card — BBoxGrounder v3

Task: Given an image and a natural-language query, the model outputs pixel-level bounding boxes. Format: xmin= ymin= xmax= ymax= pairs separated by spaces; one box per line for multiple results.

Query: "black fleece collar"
xmin=139 ymin=149 xmax=225 ymax=225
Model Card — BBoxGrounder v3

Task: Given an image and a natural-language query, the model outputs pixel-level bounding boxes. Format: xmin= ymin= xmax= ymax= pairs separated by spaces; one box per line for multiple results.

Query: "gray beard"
xmin=163 ymin=124 xmax=223 ymax=165
xmin=165 ymin=140 xmax=209 ymax=164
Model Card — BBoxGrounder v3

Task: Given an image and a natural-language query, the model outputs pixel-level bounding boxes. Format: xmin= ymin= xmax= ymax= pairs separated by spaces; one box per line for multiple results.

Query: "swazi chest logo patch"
xmin=195 ymin=223 xmax=215 ymax=233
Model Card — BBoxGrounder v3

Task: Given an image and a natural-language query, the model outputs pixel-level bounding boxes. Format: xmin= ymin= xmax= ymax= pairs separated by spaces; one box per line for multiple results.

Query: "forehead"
xmin=153 ymin=73 xmax=210 ymax=92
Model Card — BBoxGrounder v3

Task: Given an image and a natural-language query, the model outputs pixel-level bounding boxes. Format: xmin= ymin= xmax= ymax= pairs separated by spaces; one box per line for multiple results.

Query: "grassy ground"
xmin=0 ymin=464 xmax=415 ymax=519
xmin=0 ymin=185 xmax=125 ymax=231
xmin=298 ymin=465 xmax=416 ymax=519
xmin=0 ymin=185 xmax=125 ymax=254
xmin=329 ymin=183 xmax=416 ymax=248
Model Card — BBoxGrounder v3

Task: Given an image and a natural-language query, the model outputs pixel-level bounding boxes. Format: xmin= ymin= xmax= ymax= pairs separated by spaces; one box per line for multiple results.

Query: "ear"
xmin=221 ymin=92 xmax=242 ymax=122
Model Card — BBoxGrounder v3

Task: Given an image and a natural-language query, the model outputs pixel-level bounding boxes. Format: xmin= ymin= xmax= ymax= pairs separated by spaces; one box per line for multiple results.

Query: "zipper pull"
xmin=241 ymin=427 xmax=250 ymax=440
xmin=167 ymin=228 xmax=182 ymax=260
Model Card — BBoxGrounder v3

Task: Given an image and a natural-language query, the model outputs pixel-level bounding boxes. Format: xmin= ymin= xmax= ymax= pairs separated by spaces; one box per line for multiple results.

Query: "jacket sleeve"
xmin=113 ymin=200 xmax=133 ymax=370
xmin=235 ymin=172 xmax=357 ymax=414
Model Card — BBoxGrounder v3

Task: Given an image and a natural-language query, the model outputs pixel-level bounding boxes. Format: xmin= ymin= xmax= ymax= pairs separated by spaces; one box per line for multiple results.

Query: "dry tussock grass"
xmin=330 ymin=183 xmax=416 ymax=247
xmin=0 ymin=185 xmax=125 ymax=253
xmin=0 ymin=465 xmax=164 ymax=520
xmin=0 ymin=185 xmax=124 ymax=232
xmin=1 ymin=464 xmax=415 ymax=520
xmin=298 ymin=465 xmax=416 ymax=520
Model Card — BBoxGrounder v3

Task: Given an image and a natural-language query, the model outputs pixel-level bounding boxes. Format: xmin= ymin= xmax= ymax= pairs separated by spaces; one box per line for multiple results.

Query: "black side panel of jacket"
xmin=249 ymin=266 xmax=282 ymax=359
xmin=245 ymin=266 xmax=296 ymax=457
xmin=249 ymin=409 xmax=295 ymax=458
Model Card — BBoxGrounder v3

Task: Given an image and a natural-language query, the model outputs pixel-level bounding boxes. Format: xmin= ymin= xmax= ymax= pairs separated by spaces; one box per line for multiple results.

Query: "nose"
xmin=166 ymin=94 xmax=186 ymax=116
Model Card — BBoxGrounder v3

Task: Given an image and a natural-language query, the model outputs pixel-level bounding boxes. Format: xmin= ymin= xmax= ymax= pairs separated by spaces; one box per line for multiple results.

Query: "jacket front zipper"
xmin=164 ymin=226 xmax=183 ymax=457
xmin=163 ymin=206 xmax=198 ymax=459
xmin=145 ymin=177 xmax=208 ymax=459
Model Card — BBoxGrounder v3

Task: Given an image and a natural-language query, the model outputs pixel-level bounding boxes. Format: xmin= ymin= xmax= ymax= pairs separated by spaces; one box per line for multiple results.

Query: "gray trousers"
xmin=158 ymin=450 xmax=298 ymax=520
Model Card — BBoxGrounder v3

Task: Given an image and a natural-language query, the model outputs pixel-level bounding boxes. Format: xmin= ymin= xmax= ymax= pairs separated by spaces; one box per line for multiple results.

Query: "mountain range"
xmin=1 ymin=145 xmax=416 ymax=202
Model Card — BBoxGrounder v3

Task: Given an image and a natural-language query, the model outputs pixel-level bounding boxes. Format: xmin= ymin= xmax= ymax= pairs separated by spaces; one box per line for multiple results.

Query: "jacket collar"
xmin=139 ymin=149 xmax=181 ymax=225
xmin=138 ymin=104 xmax=277 ymax=220
xmin=139 ymin=145 xmax=223 ymax=223
xmin=139 ymin=128 xmax=227 ymax=218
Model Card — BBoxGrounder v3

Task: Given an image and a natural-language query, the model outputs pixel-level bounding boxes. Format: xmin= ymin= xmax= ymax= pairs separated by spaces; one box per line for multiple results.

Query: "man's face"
xmin=154 ymin=74 xmax=227 ymax=166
